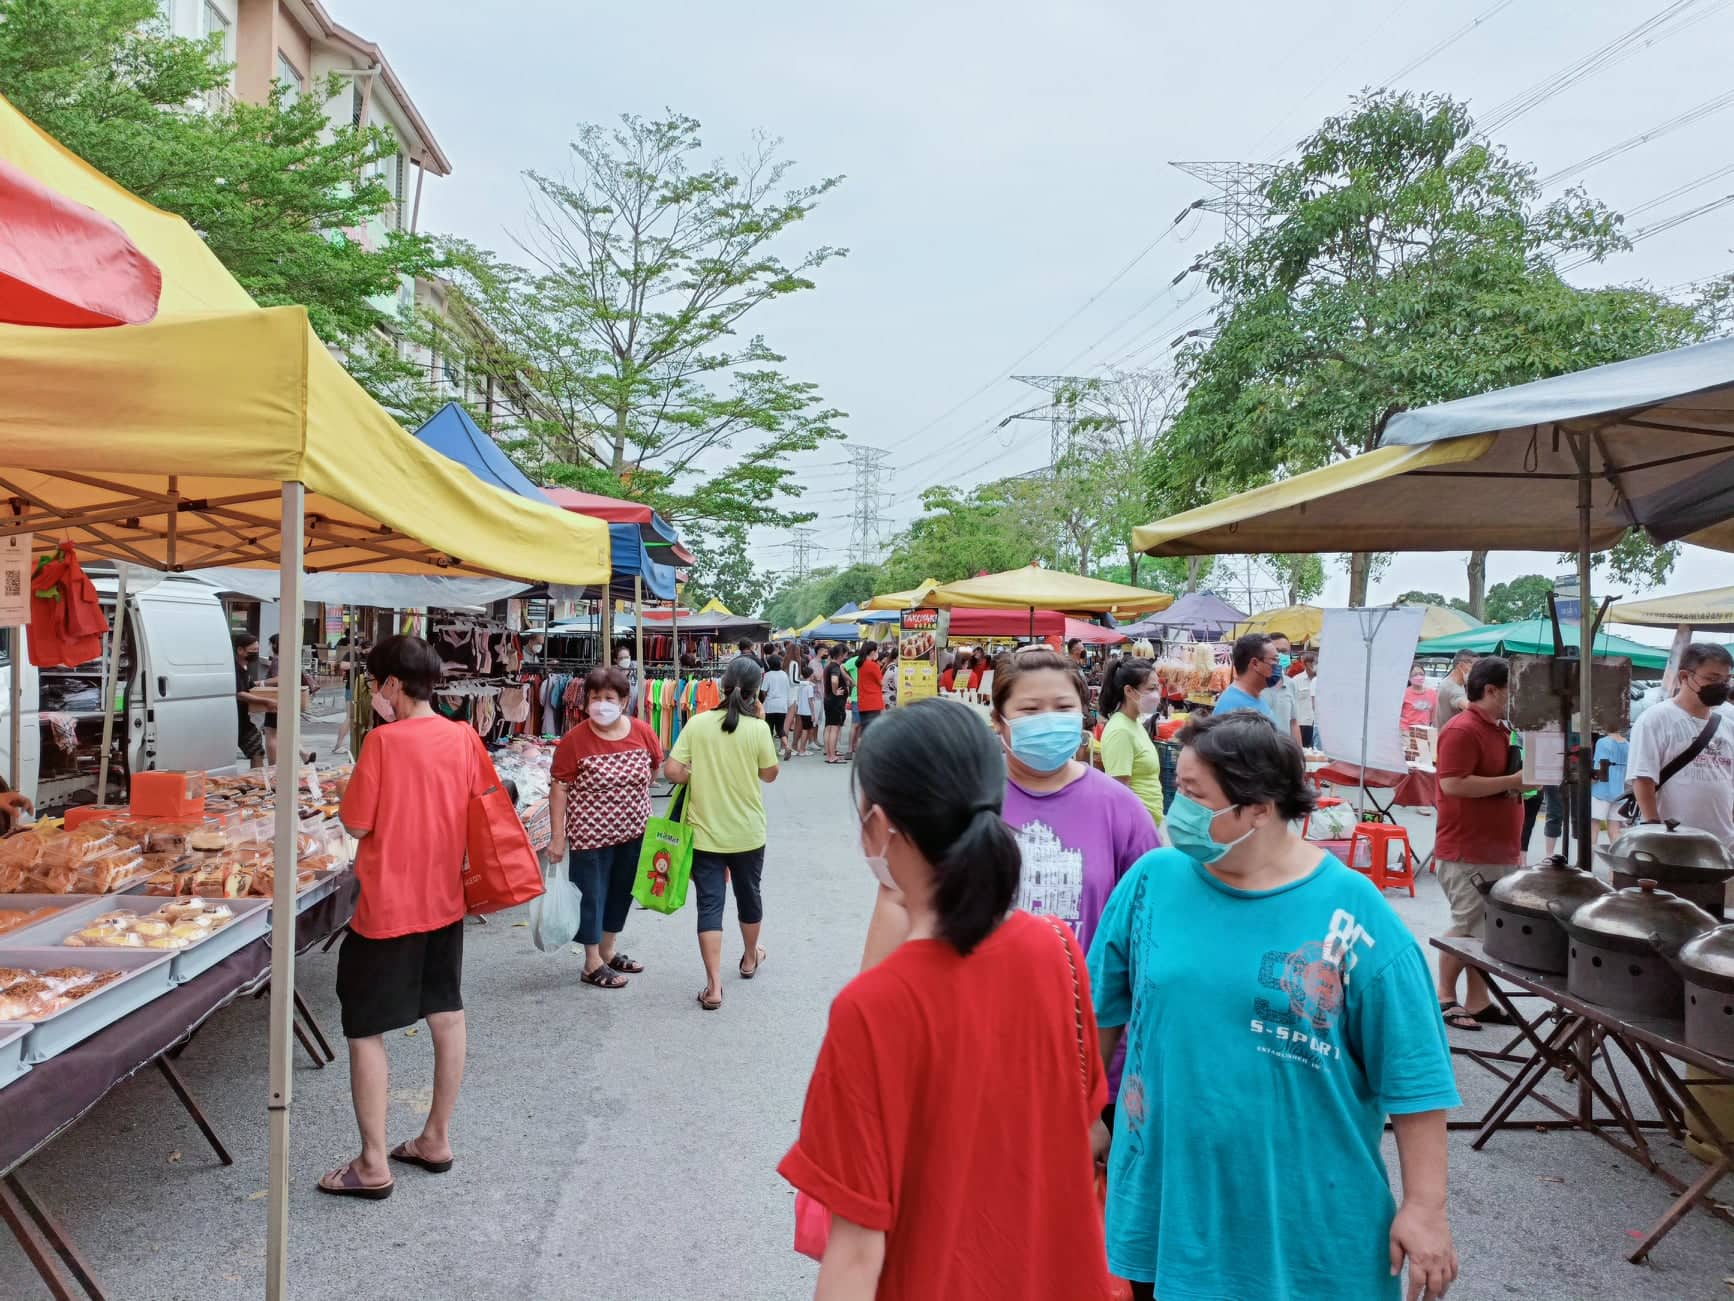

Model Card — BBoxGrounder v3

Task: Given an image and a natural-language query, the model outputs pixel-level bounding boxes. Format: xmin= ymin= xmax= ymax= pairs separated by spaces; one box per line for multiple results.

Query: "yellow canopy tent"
xmin=697 ymin=597 xmax=734 ymax=616
xmin=1403 ymin=603 xmax=1479 ymax=641
xmin=0 ymin=93 xmax=611 ymax=1299
xmin=925 ymin=566 xmax=1172 ymax=615
xmin=1609 ymin=584 xmax=1734 ymax=634
xmin=864 ymin=579 xmax=939 ymax=611
xmin=1236 ymin=604 xmax=1324 ymax=643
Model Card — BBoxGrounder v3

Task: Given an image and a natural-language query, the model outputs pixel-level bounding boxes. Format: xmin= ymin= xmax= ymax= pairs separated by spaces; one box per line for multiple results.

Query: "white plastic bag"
xmin=1305 ymin=801 xmax=1357 ymax=841
xmin=529 ymin=852 xmax=580 ymax=954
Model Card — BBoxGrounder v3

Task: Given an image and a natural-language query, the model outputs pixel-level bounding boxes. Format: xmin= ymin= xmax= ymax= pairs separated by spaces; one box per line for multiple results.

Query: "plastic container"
xmin=62 ymin=806 xmax=127 ymax=832
xmin=130 ymin=771 xmax=207 ymax=819
xmin=0 ymin=894 xmax=111 ymax=947
xmin=5 ymin=896 xmax=270 ymax=983
xmin=1 ymin=949 xmax=176 ymax=1062
xmin=0 ymin=1023 xmax=29 ymax=1088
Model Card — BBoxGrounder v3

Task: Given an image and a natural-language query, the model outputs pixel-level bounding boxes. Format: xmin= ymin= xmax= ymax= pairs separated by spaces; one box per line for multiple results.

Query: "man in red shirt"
xmin=1433 ymin=656 xmax=1526 ymax=1032
xmin=855 ymin=639 xmax=887 ymax=732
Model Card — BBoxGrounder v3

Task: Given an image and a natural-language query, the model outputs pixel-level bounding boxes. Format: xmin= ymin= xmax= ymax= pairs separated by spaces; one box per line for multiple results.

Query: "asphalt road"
xmin=1 ymin=743 xmax=1731 ymax=1299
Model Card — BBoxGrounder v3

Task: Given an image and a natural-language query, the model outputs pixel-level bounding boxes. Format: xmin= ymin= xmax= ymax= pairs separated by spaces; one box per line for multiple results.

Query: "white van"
xmin=0 ymin=575 xmax=240 ymax=812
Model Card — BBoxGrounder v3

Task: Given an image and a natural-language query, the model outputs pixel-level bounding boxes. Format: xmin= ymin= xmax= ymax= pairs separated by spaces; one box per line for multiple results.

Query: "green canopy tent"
xmin=1414 ymin=617 xmax=1669 ymax=671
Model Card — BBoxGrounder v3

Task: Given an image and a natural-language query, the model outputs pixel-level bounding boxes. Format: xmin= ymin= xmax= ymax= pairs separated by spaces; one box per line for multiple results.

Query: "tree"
xmin=761 ymin=562 xmax=883 ymax=629
xmin=0 ymin=0 xmax=434 ymax=345
xmin=1397 ymin=590 xmax=1475 ymax=615
xmin=878 ymin=483 xmax=1049 ymax=592
xmin=1267 ymin=554 xmax=1325 ymax=605
xmin=1483 ymin=574 xmax=1555 ymax=624
xmin=1155 ymin=90 xmax=1706 ymax=610
xmin=423 ymin=114 xmax=846 ymax=532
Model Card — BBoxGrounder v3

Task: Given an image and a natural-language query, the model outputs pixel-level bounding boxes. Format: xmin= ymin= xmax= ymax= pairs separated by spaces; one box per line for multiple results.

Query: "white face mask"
xmin=617 ymin=657 xmax=630 ymax=668
xmin=859 ymin=808 xmax=898 ymax=891
xmin=589 ymin=701 xmax=623 ymax=727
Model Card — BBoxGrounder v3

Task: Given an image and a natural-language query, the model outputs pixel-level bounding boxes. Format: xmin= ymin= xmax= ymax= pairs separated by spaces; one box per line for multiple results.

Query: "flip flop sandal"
xmin=740 ymin=947 xmax=767 ymax=980
xmin=697 ymin=988 xmax=722 ymax=1011
xmin=390 ymin=1142 xmax=454 ymax=1174
xmin=581 ymin=965 xmax=629 ymax=989
xmin=317 ymin=1163 xmax=394 ymax=1200
xmin=1471 ymin=1003 xmax=1514 ymax=1026
xmin=1439 ymin=1001 xmax=1483 ymax=1032
xmin=606 ymin=953 xmax=644 ymax=974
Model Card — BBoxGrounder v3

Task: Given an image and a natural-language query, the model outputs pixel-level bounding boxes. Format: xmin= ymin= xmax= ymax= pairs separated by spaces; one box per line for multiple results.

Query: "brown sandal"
xmin=317 ymin=1162 xmax=394 ymax=1200
xmin=697 ymin=987 xmax=722 ymax=1011
xmin=582 ymin=964 xmax=628 ymax=989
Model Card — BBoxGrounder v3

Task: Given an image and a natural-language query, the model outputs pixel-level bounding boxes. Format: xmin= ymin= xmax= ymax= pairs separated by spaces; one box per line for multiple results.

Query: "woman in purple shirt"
xmin=991 ymin=647 xmax=1160 ymax=951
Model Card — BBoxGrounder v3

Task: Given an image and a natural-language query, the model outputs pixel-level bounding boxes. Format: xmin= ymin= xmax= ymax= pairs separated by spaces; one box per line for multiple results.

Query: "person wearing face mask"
xmin=613 ymin=645 xmax=640 ymax=717
xmin=325 ymin=636 xmax=492 ymax=1199
xmin=1088 ymin=711 xmax=1459 ymax=1301
xmin=549 ymin=664 xmax=664 ymax=989
xmin=1630 ymin=643 xmax=1734 ymax=875
xmin=779 ymin=698 xmax=1115 ymax=1301
xmin=1098 ymin=658 xmax=1165 ymax=828
xmin=1213 ymin=633 xmax=1278 ymax=720
xmin=1400 ymin=663 xmax=1438 ymax=732
xmin=1293 ymin=650 xmax=1319 ymax=748
xmin=1432 ymin=656 xmax=1526 ymax=1032
xmin=994 ymin=648 xmax=1159 ymax=952
xmin=232 ymin=632 xmax=274 ymax=770
xmin=1261 ymin=632 xmax=1304 ymax=749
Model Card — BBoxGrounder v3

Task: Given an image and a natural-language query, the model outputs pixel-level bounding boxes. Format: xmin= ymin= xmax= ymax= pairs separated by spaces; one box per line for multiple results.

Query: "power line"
xmin=1561 ymin=189 xmax=1734 ymax=272
xmin=1382 ymin=0 xmax=1518 ymax=86
xmin=1539 ymin=88 xmax=1734 ymax=187
xmin=1625 ymin=162 xmax=1734 ymax=219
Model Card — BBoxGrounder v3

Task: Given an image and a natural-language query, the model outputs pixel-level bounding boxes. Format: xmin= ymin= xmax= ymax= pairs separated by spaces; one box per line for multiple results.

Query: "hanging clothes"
xmin=29 ymin=542 xmax=108 ymax=667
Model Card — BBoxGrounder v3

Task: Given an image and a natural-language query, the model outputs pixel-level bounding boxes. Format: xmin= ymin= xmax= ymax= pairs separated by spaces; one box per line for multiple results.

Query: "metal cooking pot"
xmin=1600 ymin=821 xmax=1734 ymax=920
xmin=1474 ymin=857 xmax=1610 ymax=973
xmin=1550 ymin=880 xmax=1718 ymax=1017
xmin=1661 ymin=925 xmax=1734 ymax=1059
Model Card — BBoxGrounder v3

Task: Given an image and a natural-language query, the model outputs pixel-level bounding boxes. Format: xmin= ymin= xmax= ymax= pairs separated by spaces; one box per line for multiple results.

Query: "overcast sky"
xmin=343 ymin=0 xmax=1734 ymax=628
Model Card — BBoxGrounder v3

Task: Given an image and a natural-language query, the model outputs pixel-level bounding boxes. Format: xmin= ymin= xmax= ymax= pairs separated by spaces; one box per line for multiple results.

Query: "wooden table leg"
xmin=295 ymin=989 xmax=337 ymax=1063
xmin=1628 ymin=1153 xmax=1732 ymax=1264
xmin=155 ymin=1058 xmax=233 ymax=1166
xmin=1 ymin=1174 xmax=104 ymax=1301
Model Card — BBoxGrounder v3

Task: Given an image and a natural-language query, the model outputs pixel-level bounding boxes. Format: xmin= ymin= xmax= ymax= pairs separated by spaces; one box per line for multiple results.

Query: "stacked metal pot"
xmin=1599 ymin=821 xmax=1734 ymax=921
xmin=1550 ymin=880 xmax=1718 ymax=1019
xmin=1475 ymin=858 xmax=1609 ymax=974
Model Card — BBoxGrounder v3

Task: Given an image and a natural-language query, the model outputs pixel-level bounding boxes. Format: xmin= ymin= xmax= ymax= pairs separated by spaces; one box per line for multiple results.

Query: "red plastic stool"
xmin=1348 ymin=822 xmax=1416 ymax=896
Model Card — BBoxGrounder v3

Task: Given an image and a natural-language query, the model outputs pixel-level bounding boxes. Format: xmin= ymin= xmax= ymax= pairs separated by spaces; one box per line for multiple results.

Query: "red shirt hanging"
xmin=28 ymin=542 xmax=108 ymax=667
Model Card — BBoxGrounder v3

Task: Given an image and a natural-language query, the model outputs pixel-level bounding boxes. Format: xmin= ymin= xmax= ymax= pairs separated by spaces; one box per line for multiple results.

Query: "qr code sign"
xmin=3 ymin=570 xmax=18 ymax=598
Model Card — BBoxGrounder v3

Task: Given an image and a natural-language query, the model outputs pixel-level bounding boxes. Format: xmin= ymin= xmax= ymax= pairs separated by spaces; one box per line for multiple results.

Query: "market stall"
xmin=0 ymin=90 xmax=611 ymax=1301
xmin=1415 ymin=617 xmax=1670 ymax=670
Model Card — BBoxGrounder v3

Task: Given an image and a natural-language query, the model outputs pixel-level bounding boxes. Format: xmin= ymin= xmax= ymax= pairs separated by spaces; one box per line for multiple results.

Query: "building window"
xmin=351 ymin=81 xmax=365 ymax=127
xmin=201 ymin=1 xmax=232 ymax=60
xmin=395 ymin=154 xmax=408 ymax=229
xmin=275 ymin=51 xmax=304 ymax=104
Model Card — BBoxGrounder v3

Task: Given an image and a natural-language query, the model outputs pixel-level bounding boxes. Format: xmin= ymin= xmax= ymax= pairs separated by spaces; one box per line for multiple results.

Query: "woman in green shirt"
xmin=1099 ymin=658 xmax=1165 ymax=828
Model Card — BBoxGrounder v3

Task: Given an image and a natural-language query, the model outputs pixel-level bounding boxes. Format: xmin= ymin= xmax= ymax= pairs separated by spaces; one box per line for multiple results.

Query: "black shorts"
xmin=238 ymin=719 xmax=265 ymax=760
xmin=857 ymin=709 xmax=883 ymax=732
xmin=765 ymin=712 xmax=786 ymax=737
xmin=336 ymin=919 xmax=464 ymax=1039
xmin=823 ymin=697 xmax=847 ymax=726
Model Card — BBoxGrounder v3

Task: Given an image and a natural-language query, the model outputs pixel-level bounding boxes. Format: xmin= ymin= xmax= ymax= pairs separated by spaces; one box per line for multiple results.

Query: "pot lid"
xmin=1566 ymin=879 xmax=1718 ymax=950
xmin=1490 ymin=857 xmax=1613 ymax=914
xmin=1676 ymin=925 xmax=1734 ymax=981
xmin=1601 ymin=820 xmax=1734 ymax=879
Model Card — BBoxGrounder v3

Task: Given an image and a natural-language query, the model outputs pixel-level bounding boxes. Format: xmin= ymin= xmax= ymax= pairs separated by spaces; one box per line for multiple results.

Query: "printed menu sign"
xmin=898 ymin=608 xmax=942 ymax=707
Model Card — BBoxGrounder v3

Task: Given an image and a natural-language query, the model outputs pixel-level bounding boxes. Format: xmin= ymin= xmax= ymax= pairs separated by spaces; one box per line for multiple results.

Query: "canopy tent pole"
xmin=265 ymin=483 xmax=304 ymax=1301
xmin=634 ymin=574 xmax=644 ymax=714
xmin=1571 ymin=430 xmax=1596 ymax=874
xmin=1353 ymin=608 xmax=1393 ymax=821
xmin=96 ymin=564 xmax=129 ymax=804
xmin=8 ymin=627 xmax=20 ymax=796
xmin=671 ymin=599 xmax=680 ymax=677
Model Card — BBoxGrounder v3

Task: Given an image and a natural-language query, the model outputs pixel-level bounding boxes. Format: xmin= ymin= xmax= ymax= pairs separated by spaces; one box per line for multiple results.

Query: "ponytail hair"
xmin=1098 ymin=656 xmax=1155 ymax=717
xmin=854 ymin=698 xmax=1020 ymax=955
xmin=720 ymin=656 xmax=763 ymax=734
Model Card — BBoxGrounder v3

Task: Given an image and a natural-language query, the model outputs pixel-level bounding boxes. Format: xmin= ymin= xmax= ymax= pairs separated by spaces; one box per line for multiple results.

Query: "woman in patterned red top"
xmin=549 ymin=665 xmax=664 ymax=989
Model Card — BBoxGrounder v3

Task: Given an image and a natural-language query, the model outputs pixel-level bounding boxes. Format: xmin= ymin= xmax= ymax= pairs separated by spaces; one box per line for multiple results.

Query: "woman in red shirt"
xmin=779 ymin=698 xmax=1113 ymax=1299
xmin=854 ymin=638 xmax=886 ymax=732
xmin=325 ymin=636 xmax=488 ymax=1200
xmin=549 ymin=665 xmax=664 ymax=989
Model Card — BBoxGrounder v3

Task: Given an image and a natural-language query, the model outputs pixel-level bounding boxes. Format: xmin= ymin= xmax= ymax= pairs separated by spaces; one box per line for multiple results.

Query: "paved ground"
xmin=2 ymin=740 xmax=1732 ymax=1299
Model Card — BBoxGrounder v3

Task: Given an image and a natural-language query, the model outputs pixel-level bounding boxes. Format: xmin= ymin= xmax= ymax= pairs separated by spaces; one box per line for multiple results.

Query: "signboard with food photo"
xmin=898 ymin=607 xmax=944 ymax=707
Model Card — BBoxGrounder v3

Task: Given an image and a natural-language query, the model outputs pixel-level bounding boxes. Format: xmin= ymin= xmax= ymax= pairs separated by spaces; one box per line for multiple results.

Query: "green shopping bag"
xmin=633 ymin=786 xmax=694 ymax=914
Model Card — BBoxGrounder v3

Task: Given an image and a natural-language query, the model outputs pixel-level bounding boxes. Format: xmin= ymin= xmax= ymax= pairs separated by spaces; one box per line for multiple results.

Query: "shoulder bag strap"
xmin=1657 ymin=713 xmax=1721 ymax=792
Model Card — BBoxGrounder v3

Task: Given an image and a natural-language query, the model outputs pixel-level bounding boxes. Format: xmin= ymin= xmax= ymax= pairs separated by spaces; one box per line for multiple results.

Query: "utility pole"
xmin=847 ymin=445 xmax=893 ymax=565
xmin=1170 ymin=161 xmax=1277 ymax=251
xmin=782 ymin=526 xmax=818 ymax=580
xmin=999 ymin=375 xmax=1114 ymax=466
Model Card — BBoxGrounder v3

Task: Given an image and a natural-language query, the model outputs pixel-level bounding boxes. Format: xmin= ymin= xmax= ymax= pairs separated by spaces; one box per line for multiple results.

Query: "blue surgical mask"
xmin=1267 ymin=667 xmax=1283 ymax=689
xmin=1277 ymin=653 xmax=1291 ymax=671
xmin=1165 ymin=792 xmax=1255 ymax=865
xmin=1007 ymin=711 xmax=1084 ymax=774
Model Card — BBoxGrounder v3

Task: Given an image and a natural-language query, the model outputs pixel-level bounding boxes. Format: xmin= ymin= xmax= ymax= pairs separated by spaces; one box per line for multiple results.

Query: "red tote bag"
xmin=461 ymin=739 xmax=544 ymax=916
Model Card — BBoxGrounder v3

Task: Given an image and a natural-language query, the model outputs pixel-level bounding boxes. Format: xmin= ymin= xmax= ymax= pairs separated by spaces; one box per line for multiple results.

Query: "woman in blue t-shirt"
xmin=1087 ymin=711 xmax=1460 ymax=1301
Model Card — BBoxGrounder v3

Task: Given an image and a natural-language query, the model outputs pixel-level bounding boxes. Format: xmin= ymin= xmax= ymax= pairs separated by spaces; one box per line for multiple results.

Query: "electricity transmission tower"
xmin=1170 ymin=161 xmax=1277 ymax=251
xmin=999 ymin=375 xmax=1115 ymax=465
xmin=782 ymin=527 xmax=818 ymax=580
xmin=847 ymin=445 xmax=894 ymax=565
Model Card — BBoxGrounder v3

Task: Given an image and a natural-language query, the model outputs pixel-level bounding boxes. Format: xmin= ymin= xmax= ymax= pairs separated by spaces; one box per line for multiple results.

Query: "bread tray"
xmin=1 ymin=949 xmax=176 ymax=1062
xmin=5 ymin=898 xmax=271 ymax=984
xmin=0 ymin=1023 xmax=29 ymax=1088
xmin=0 ymin=894 xmax=112 ymax=948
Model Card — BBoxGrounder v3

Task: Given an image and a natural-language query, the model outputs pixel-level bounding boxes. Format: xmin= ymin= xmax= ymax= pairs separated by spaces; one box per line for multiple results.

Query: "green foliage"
xmin=414 ymin=116 xmax=846 ymax=537
xmin=0 ymin=0 xmax=434 ymax=343
xmin=1483 ymin=574 xmax=1556 ymax=624
xmin=1398 ymin=590 xmax=1475 ymax=615
xmin=1155 ymin=90 xmax=1705 ymax=602
xmin=1267 ymin=554 xmax=1325 ymax=604
xmin=761 ymin=563 xmax=882 ymax=629
xmin=877 ymin=483 xmax=1048 ymax=593
xmin=681 ymin=522 xmax=772 ymax=619
xmin=1564 ymin=532 xmax=1682 ymax=592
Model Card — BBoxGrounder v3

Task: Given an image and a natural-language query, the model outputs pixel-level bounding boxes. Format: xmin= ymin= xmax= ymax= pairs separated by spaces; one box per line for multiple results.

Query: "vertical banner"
xmin=1315 ymin=606 xmax=1425 ymax=773
xmin=898 ymin=607 xmax=941 ymax=706
xmin=0 ymin=533 xmax=32 ymax=627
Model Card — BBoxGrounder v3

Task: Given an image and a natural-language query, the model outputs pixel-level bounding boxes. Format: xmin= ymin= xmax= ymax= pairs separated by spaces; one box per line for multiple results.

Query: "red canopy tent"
xmin=540 ymin=486 xmax=695 ymax=564
xmin=0 ymin=156 xmax=160 ymax=327
xmin=942 ymin=609 xmax=1125 ymax=643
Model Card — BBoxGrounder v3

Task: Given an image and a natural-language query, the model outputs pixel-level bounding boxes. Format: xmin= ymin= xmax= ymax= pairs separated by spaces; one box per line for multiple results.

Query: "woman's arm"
xmin=664 ymin=757 xmax=690 ymax=784
xmin=1388 ymin=1110 xmax=1457 ymax=1301
xmin=547 ymin=782 xmax=567 ymax=857
xmin=815 ymin=1216 xmax=885 ymax=1301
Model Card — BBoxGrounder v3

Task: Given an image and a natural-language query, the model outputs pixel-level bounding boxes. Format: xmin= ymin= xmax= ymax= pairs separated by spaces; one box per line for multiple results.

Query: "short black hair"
xmin=738 ymin=638 xmax=754 ymax=653
xmin=365 ymin=635 xmax=444 ymax=702
xmin=1681 ymin=642 xmax=1734 ymax=673
xmin=1452 ymin=648 xmax=1478 ymax=667
xmin=1266 ymin=631 xmax=1292 ymax=646
xmin=269 ymin=634 xmax=280 ymax=649
xmin=1465 ymin=655 xmax=1510 ymax=701
xmin=1178 ymin=710 xmax=1316 ymax=821
xmin=1231 ymin=632 xmax=1271 ymax=675
xmin=232 ymin=631 xmax=259 ymax=652
xmin=854 ymin=698 xmax=1019 ymax=956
